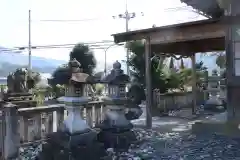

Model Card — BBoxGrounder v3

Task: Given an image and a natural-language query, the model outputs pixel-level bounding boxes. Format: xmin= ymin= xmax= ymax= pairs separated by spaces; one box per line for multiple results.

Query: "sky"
xmin=0 ymin=0 xmax=217 ymax=72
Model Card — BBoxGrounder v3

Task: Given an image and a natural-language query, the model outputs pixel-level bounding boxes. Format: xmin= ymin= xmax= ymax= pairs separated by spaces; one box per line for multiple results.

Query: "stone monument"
xmin=97 ymin=61 xmax=137 ymax=151
xmin=38 ymin=59 xmax=106 ymax=160
xmin=3 ymin=68 xmax=37 ymax=107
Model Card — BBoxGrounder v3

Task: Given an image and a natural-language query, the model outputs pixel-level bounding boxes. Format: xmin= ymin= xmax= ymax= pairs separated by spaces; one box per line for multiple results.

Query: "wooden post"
xmin=145 ymin=37 xmax=152 ymax=128
xmin=225 ymin=0 xmax=240 ymax=121
xmin=3 ymin=103 xmax=20 ymax=159
xmin=191 ymin=53 xmax=197 ymax=114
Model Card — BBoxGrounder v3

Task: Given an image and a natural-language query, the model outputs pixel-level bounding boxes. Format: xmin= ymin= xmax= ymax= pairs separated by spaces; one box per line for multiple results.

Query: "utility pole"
xmin=113 ymin=0 xmax=144 ymax=76
xmin=28 ymin=10 xmax=32 ymax=72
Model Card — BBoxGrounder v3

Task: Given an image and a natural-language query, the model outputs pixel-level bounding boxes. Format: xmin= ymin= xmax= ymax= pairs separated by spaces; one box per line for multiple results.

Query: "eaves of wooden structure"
xmin=180 ymin=0 xmax=224 ymax=18
xmin=112 ymin=18 xmax=225 ymax=56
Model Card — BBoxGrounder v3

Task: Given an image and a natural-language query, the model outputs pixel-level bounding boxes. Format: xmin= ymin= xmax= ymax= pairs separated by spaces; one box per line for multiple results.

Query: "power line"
xmin=8 ymin=40 xmax=114 ymax=50
xmin=0 ymin=46 xmax=122 ymax=54
xmin=0 ymin=41 xmax=124 ymax=53
xmin=36 ymin=17 xmax=103 ymax=22
xmin=3 ymin=6 xmax=205 ymax=25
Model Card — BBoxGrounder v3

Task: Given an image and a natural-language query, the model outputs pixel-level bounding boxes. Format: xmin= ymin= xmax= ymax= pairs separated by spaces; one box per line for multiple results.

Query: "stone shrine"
xmin=97 ymin=61 xmax=137 ymax=151
xmin=38 ymin=59 xmax=106 ymax=160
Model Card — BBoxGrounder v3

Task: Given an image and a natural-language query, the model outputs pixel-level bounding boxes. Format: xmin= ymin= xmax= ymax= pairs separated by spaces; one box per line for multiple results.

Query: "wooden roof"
xmin=112 ymin=18 xmax=225 ymax=55
xmin=181 ymin=0 xmax=224 ymax=18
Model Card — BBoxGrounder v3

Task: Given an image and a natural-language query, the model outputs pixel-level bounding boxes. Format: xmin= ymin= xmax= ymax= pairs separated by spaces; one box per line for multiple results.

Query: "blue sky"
xmin=0 ymin=0 xmax=217 ymax=71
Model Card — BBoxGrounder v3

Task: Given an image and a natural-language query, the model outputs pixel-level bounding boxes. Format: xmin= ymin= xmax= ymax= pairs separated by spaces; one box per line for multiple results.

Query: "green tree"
xmin=49 ymin=43 xmax=96 ymax=86
xmin=126 ymin=41 xmax=181 ymax=93
xmin=70 ymin=43 xmax=96 ymax=75
xmin=179 ymin=61 xmax=208 ymax=90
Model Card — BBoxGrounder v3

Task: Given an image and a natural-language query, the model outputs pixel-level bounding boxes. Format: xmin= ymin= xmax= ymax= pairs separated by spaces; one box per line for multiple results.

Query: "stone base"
xmin=192 ymin=121 xmax=240 ymax=138
xmin=125 ymin=106 xmax=143 ymax=120
xmin=97 ymin=128 xmax=136 ymax=151
xmin=38 ymin=129 xmax=107 ymax=160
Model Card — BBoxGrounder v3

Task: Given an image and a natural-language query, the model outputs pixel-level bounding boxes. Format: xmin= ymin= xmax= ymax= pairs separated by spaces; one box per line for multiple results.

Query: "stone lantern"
xmin=97 ymin=61 xmax=136 ymax=150
xmin=219 ymin=68 xmax=226 ymax=109
xmin=38 ymin=59 xmax=106 ymax=160
xmin=205 ymin=70 xmax=223 ymax=111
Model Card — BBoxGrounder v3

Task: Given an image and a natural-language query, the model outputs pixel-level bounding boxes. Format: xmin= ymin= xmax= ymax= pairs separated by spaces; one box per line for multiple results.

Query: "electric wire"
xmin=0 ymin=41 xmax=125 ymax=53
xmin=0 ymin=40 xmax=115 ymax=52
xmin=5 ymin=6 xmax=203 ymax=24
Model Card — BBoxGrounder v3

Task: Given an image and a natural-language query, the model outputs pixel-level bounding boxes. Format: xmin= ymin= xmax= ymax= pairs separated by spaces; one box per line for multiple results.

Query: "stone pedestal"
xmin=97 ymin=99 xmax=136 ymax=151
xmin=59 ymin=96 xmax=90 ymax=133
xmin=40 ymin=129 xmax=106 ymax=160
xmin=3 ymin=92 xmax=37 ymax=108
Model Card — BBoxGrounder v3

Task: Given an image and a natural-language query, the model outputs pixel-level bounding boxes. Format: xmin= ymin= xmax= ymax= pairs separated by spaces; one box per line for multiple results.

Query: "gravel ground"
xmin=19 ymin=110 xmax=240 ymax=160
xmin=19 ymin=127 xmax=240 ymax=160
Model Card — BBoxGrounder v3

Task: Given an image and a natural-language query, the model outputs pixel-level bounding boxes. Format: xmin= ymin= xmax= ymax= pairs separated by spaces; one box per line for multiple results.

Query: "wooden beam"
xmin=113 ymin=19 xmax=224 ymax=44
xmin=150 ymin=22 xmax=225 ymax=44
xmin=151 ymin=37 xmax=224 ymax=54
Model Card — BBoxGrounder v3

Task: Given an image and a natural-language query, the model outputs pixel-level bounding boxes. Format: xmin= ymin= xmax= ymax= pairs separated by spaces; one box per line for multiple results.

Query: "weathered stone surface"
xmin=36 ymin=130 xmax=107 ymax=160
xmin=97 ymin=129 xmax=136 ymax=151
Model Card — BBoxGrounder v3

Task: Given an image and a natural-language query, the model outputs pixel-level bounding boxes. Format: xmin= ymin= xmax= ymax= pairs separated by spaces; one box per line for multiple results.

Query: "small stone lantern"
xmin=219 ymin=68 xmax=226 ymax=109
xmin=205 ymin=70 xmax=223 ymax=110
xmin=38 ymin=59 xmax=106 ymax=160
xmin=97 ymin=61 xmax=136 ymax=150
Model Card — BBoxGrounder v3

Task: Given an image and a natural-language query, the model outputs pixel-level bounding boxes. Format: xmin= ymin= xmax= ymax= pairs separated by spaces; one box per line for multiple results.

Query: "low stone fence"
xmin=153 ymin=90 xmax=204 ymax=112
xmin=0 ymin=101 xmax=104 ymax=159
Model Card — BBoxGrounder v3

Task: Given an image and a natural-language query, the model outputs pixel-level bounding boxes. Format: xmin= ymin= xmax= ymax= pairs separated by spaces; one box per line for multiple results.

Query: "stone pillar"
xmin=3 ymin=103 xmax=20 ymax=159
xmin=224 ymin=0 xmax=240 ymax=121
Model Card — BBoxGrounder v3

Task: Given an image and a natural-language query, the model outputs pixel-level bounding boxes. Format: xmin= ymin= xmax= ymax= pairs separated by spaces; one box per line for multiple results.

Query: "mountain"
xmin=0 ymin=47 xmax=67 ymax=76
xmin=0 ymin=52 xmax=66 ymax=68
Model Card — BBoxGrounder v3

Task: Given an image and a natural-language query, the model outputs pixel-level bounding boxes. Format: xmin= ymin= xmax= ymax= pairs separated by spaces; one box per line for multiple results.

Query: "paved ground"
xmin=20 ymin=109 xmax=240 ymax=160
